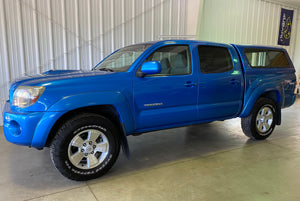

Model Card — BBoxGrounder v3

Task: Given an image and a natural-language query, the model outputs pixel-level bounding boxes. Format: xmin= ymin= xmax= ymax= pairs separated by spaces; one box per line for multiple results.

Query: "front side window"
xmin=198 ymin=46 xmax=233 ymax=74
xmin=143 ymin=45 xmax=191 ymax=76
xmin=94 ymin=44 xmax=152 ymax=72
xmin=244 ymin=48 xmax=290 ymax=68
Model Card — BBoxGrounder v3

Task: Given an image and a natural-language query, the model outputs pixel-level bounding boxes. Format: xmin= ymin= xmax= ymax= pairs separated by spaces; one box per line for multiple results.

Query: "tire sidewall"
xmin=251 ymin=99 xmax=277 ymax=139
xmin=51 ymin=114 xmax=120 ymax=180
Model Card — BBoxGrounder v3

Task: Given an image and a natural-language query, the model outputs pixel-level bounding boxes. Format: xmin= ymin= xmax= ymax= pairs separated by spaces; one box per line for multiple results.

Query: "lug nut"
xmin=89 ymin=141 xmax=93 ymax=145
xmin=93 ymin=145 xmax=96 ymax=148
xmin=91 ymin=151 xmax=94 ymax=154
xmin=81 ymin=149 xmax=84 ymax=152
xmin=83 ymin=143 xmax=86 ymax=147
xmin=85 ymin=153 xmax=88 ymax=156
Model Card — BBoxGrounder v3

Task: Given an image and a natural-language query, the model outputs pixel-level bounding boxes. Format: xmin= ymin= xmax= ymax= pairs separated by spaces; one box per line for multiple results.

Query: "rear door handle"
xmin=184 ymin=81 xmax=197 ymax=87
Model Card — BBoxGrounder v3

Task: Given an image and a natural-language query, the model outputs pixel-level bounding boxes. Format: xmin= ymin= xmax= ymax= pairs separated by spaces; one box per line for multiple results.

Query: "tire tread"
xmin=241 ymin=97 xmax=277 ymax=140
xmin=50 ymin=113 xmax=120 ymax=181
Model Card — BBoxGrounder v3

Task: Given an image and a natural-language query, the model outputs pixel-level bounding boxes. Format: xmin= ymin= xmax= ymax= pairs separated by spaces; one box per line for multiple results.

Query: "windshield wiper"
xmin=97 ymin=68 xmax=114 ymax=72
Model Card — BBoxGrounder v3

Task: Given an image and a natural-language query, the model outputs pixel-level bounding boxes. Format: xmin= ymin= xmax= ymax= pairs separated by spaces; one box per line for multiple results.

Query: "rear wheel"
xmin=241 ymin=98 xmax=277 ymax=140
xmin=50 ymin=113 xmax=120 ymax=181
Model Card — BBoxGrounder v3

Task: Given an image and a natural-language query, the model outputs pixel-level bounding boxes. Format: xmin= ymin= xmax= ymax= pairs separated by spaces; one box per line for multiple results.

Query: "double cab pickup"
xmin=3 ymin=40 xmax=297 ymax=180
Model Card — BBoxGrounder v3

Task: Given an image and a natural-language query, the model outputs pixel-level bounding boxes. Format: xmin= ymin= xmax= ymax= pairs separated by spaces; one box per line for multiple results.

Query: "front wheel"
xmin=50 ymin=113 xmax=120 ymax=181
xmin=241 ymin=98 xmax=277 ymax=140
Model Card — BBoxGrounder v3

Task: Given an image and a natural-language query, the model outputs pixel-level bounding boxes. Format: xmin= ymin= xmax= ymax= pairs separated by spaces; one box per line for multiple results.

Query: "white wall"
xmin=293 ymin=12 xmax=300 ymax=78
xmin=196 ymin=0 xmax=299 ymax=60
xmin=186 ymin=0 xmax=202 ymax=36
xmin=1 ymin=0 xmax=299 ymax=126
xmin=0 ymin=0 xmax=189 ymax=125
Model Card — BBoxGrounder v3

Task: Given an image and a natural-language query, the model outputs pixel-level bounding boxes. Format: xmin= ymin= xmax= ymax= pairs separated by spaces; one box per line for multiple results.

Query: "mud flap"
xmin=120 ymin=123 xmax=130 ymax=158
xmin=276 ymin=102 xmax=281 ymax=125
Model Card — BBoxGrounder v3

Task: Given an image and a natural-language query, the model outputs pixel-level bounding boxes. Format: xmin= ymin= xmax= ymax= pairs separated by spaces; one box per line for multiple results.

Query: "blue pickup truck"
xmin=2 ymin=40 xmax=297 ymax=180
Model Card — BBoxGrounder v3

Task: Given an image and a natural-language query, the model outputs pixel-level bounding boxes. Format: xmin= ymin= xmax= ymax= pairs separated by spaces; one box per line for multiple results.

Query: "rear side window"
xmin=198 ymin=46 xmax=233 ymax=74
xmin=244 ymin=48 xmax=290 ymax=68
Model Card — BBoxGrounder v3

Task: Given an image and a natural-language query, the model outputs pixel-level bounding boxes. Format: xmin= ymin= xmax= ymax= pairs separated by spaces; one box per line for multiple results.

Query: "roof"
xmin=126 ymin=40 xmax=287 ymax=51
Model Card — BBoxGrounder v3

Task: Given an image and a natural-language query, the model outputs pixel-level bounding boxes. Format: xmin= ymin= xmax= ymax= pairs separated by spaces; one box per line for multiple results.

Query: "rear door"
xmin=196 ymin=44 xmax=244 ymax=120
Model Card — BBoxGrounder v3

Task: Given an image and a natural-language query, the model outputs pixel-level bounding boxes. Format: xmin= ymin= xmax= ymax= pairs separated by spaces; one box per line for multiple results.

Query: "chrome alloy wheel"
xmin=68 ymin=129 xmax=109 ymax=169
xmin=255 ymin=105 xmax=274 ymax=134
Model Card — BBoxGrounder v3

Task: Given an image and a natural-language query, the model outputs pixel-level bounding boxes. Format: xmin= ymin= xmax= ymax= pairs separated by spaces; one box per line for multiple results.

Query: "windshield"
xmin=94 ymin=44 xmax=152 ymax=72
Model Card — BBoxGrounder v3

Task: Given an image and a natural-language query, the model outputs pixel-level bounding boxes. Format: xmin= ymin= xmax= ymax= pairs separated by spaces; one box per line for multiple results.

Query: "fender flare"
xmin=240 ymin=83 xmax=283 ymax=118
xmin=31 ymin=91 xmax=135 ymax=151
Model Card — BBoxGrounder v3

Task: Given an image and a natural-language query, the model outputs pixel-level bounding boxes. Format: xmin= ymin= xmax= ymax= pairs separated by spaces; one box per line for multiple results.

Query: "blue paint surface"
xmin=2 ymin=40 xmax=296 ymax=148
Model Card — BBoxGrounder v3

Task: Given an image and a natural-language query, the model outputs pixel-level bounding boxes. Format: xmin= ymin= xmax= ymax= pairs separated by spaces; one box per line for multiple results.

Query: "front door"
xmin=133 ymin=45 xmax=198 ymax=130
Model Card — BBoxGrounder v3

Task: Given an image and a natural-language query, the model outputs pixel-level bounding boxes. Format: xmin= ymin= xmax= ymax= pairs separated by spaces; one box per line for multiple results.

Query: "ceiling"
xmin=271 ymin=0 xmax=300 ymax=8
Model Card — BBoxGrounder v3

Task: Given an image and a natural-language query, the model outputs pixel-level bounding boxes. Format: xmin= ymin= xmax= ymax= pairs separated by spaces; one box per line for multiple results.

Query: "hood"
xmin=8 ymin=69 xmax=130 ymax=111
xmin=11 ymin=69 xmax=114 ymax=87
xmin=9 ymin=70 xmax=117 ymax=101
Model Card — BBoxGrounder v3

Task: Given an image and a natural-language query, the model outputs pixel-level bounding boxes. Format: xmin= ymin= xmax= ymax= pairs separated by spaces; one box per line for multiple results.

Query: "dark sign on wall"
xmin=278 ymin=8 xmax=294 ymax=46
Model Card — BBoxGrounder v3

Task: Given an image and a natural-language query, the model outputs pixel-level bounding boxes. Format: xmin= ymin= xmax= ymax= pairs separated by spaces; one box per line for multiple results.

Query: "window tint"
xmin=198 ymin=46 xmax=233 ymax=74
xmin=143 ymin=45 xmax=191 ymax=76
xmin=244 ymin=48 xmax=290 ymax=68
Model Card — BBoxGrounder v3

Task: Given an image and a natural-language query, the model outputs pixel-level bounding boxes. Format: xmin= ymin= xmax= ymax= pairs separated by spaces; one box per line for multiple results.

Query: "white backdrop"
xmin=196 ymin=0 xmax=299 ymax=64
xmin=0 ymin=0 xmax=299 ymax=126
xmin=0 ymin=0 xmax=191 ymax=125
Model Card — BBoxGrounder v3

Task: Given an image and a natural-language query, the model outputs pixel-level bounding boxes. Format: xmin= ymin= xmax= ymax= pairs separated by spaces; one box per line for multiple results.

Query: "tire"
xmin=50 ymin=113 xmax=120 ymax=181
xmin=241 ymin=97 xmax=277 ymax=140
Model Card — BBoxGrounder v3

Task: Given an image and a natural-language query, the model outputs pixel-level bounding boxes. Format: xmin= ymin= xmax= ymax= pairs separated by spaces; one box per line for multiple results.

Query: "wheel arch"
xmin=240 ymin=90 xmax=282 ymax=125
xmin=260 ymin=90 xmax=281 ymax=125
xmin=45 ymin=105 xmax=130 ymax=157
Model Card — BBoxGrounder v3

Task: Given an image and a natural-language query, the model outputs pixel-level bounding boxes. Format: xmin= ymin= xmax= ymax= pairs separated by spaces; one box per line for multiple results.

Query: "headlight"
xmin=12 ymin=86 xmax=45 ymax=108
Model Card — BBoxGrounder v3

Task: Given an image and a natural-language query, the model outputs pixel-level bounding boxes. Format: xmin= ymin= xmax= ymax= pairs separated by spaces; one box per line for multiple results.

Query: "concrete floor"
xmin=0 ymin=98 xmax=300 ymax=201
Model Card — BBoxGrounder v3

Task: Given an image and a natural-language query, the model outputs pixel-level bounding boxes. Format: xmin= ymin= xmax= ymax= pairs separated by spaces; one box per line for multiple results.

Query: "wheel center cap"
xmin=85 ymin=145 xmax=93 ymax=153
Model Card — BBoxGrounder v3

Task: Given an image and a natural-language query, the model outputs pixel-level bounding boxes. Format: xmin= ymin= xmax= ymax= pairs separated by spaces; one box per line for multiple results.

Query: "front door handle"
xmin=184 ymin=81 xmax=197 ymax=87
xmin=229 ymin=79 xmax=239 ymax=85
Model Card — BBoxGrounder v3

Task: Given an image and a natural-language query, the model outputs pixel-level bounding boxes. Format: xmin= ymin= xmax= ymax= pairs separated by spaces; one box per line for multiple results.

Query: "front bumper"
xmin=3 ymin=101 xmax=44 ymax=146
xmin=3 ymin=101 xmax=64 ymax=148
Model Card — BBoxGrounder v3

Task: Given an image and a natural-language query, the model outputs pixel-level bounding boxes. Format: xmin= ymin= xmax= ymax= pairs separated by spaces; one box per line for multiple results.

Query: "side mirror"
xmin=137 ymin=61 xmax=162 ymax=77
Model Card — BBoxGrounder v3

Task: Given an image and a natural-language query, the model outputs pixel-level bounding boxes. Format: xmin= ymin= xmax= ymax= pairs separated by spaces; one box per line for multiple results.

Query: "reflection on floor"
xmin=0 ymin=98 xmax=300 ymax=201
